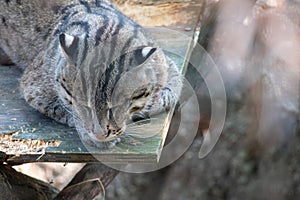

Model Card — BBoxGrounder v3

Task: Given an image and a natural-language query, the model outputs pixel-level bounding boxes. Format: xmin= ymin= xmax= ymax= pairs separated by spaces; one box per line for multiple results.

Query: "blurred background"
xmin=13 ymin=0 xmax=300 ymax=199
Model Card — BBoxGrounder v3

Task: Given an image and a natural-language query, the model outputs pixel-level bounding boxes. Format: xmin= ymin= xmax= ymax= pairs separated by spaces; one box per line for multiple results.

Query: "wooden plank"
xmin=0 ymin=51 xmax=185 ymax=165
xmin=0 ymin=0 xmax=203 ymax=164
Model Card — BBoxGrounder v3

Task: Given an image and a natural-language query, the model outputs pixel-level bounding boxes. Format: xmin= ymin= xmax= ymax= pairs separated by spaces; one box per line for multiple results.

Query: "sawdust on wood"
xmin=0 ymin=131 xmax=61 ymax=155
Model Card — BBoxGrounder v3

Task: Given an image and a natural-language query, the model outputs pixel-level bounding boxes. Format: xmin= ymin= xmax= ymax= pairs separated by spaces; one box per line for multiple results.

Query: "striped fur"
xmin=0 ymin=0 xmax=182 ymax=148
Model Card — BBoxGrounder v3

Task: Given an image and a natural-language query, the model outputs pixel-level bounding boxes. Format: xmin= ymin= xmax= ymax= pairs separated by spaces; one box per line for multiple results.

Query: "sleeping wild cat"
xmin=0 ymin=0 xmax=182 ymax=148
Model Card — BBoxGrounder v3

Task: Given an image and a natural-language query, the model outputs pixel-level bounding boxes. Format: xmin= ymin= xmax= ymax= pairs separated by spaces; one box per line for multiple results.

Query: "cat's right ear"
xmin=134 ymin=46 xmax=157 ymax=65
xmin=59 ymin=33 xmax=79 ymax=65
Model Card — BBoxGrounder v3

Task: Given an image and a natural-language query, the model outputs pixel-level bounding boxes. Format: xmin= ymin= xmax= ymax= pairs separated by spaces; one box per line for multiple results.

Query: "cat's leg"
xmin=148 ymin=58 xmax=182 ymax=115
xmin=132 ymin=58 xmax=182 ymax=121
xmin=20 ymin=54 xmax=74 ymax=127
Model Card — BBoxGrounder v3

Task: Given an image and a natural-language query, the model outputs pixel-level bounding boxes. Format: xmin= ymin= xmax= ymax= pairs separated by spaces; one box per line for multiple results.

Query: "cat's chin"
xmin=81 ymin=132 xmax=121 ymax=149
xmin=86 ymin=136 xmax=121 ymax=149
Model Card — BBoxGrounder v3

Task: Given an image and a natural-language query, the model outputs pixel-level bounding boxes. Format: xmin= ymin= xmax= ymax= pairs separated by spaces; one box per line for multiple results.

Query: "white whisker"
xmin=125 ymin=118 xmax=164 ymax=138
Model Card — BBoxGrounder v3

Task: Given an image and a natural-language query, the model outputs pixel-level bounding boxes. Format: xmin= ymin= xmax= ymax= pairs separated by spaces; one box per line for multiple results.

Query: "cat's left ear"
xmin=135 ymin=46 xmax=157 ymax=65
xmin=59 ymin=33 xmax=80 ymax=65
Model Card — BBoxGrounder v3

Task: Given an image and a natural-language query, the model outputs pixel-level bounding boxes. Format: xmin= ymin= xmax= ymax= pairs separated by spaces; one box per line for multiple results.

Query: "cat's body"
xmin=0 ymin=0 xmax=182 ymax=148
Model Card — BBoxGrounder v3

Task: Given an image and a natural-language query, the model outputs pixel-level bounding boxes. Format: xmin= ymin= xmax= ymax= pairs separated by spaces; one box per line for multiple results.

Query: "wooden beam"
xmin=0 ymin=50 xmax=185 ymax=164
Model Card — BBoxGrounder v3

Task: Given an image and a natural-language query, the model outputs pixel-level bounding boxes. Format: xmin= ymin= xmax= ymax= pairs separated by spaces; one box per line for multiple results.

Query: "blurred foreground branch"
xmin=54 ymin=163 xmax=119 ymax=199
xmin=0 ymin=164 xmax=59 ymax=199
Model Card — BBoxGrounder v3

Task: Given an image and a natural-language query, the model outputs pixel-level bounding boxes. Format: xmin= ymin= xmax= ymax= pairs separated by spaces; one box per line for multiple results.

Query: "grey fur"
xmin=0 ymin=0 xmax=182 ymax=148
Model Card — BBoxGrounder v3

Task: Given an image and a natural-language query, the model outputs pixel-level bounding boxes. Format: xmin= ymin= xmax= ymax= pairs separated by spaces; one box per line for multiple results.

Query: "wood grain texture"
xmin=0 ymin=51 xmax=184 ymax=165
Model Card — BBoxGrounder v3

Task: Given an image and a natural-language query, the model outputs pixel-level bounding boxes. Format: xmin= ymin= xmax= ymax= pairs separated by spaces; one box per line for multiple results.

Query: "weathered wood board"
xmin=0 ymin=0 xmax=203 ymax=164
xmin=0 ymin=51 xmax=185 ymax=165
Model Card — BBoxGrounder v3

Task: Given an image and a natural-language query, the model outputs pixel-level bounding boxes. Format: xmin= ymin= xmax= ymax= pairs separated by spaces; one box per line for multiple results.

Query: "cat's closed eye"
xmin=131 ymin=90 xmax=150 ymax=100
xmin=107 ymin=108 xmax=113 ymax=120
xmin=129 ymin=106 xmax=145 ymax=114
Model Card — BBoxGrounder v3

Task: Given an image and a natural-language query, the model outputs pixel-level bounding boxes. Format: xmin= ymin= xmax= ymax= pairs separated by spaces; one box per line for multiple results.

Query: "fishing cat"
xmin=0 ymin=0 xmax=182 ymax=148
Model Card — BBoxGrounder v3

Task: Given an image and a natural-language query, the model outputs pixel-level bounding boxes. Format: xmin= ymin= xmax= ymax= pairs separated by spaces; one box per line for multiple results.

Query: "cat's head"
xmin=57 ymin=33 xmax=169 ymax=143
